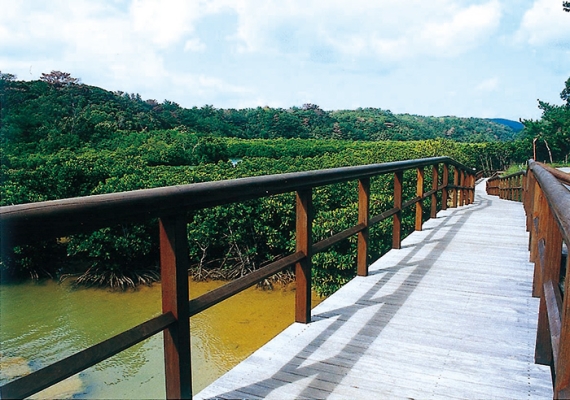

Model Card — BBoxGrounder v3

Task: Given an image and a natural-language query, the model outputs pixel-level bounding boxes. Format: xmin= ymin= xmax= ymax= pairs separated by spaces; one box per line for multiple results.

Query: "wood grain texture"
xmin=195 ymin=180 xmax=552 ymax=400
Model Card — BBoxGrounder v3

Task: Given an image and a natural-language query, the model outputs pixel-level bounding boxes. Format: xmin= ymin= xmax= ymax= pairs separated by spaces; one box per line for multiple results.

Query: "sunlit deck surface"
xmin=195 ymin=181 xmax=553 ymax=399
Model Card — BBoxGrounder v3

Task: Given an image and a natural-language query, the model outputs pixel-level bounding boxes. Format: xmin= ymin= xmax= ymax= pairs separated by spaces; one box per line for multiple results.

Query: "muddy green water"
xmin=0 ymin=279 xmax=322 ymax=399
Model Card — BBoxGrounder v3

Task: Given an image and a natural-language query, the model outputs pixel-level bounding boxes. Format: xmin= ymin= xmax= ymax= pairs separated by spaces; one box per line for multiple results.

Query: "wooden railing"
xmin=0 ymin=157 xmax=476 ymax=399
xmin=486 ymin=170 xmax=526 ymax=201
xmin=523 ymin=161 xmax=570 ymax=399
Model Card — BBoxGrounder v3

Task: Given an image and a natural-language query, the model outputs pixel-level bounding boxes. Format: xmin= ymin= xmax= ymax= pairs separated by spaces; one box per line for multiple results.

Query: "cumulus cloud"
xmin=227 ymin=0 xmax=502 ymax=61
xmin=184 ymin=38 xmax=206 ymax=52
xmin=515 ymin=0 xmax=570 ymax=46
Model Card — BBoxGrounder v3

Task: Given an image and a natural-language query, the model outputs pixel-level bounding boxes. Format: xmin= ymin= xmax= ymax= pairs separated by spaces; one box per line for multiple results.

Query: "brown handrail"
xmin=524 ymin=160 xmax=570 ymax=399
xmin=486 ymin=170 xmax=526 ymax=201
xmin=0 ymin=156 xmax=476 ymax=399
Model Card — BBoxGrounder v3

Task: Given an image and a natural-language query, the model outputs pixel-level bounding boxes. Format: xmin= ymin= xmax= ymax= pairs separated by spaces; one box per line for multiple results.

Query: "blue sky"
xmin=2 ymin=0 xmax=569 ymax=121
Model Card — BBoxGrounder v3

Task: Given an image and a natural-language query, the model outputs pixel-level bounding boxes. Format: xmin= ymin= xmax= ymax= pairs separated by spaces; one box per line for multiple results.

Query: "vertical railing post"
xmin=555 ymin=252 xmax=570 ymax=397
xmin=357 ymin=178 xmax=370 ymax=277
xmin=295 ymin=188 xmax=312 ymax=324
xmin=442 ymin=164 xmax=449 ymax=211
xmin=510 ymin=176 xmax=515 ymax=200
xmin=430 ymin=165 xmax=439 ymax=219
xmin=530 ymin=177 xmax=543 ymax=298
xmin=466 ymin=174 xmax=472 ymax=205
xmin=415 ymin=167 xmax=424 ymax=231
xmin=533 ymin=188 xmax=550 ymax=366
xmin=159 ymin=216 xmax=192 ymax=400
xmin=392 ymin=171 xmax=403 ymax=249
xmin=459 ymin=170 xmax=465 ymax=207
xmin=534 ymin=189 xmax=563 ymax=367
xmin=451 ymin=167 xmax=459 ymax=208
xmin=525 ymin=170 xmax=535 ymax=233
xmin=468 ymin=173 xmax=474 ymax=204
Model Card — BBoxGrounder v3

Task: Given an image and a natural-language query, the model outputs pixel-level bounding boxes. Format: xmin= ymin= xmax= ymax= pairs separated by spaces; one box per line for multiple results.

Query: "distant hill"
xmin=487 ymin=118 xmax=524 ymax=133
xmin=0 ymin=77 xmax=521 ymax=149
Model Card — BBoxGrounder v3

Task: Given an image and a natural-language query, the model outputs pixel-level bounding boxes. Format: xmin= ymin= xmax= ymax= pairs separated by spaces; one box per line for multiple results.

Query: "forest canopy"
xmin=0 ymin=72 xmax=568 ymax=295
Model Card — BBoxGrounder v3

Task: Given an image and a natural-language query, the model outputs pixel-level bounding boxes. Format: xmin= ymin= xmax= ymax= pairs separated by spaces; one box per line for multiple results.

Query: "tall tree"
xmin=40 ymin=71 xmax=80 ymax=87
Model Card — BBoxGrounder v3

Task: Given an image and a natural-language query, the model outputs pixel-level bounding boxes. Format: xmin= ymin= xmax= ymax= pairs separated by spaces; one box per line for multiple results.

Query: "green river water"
xmin=0 ymin=279 xmax=322 ymax=399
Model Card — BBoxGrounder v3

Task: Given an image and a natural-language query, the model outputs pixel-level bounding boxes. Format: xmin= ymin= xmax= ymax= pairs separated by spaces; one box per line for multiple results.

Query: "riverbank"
xmin=0 ymin=279 xmax=323 ymax=398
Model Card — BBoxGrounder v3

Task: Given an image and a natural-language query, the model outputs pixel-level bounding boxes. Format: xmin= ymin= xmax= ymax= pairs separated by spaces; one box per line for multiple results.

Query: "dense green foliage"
xmin=519 ymin=77 xmax=570 ymax=164
xmin=0 ymin=76 xmax=519 ymax=154
xmin=1 ymin=72 xmax=566 ymax=295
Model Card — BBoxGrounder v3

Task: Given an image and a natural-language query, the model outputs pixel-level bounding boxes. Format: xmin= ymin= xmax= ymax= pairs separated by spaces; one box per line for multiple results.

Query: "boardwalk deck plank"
xmin=195 ymin=181 xmax=552 ymax=399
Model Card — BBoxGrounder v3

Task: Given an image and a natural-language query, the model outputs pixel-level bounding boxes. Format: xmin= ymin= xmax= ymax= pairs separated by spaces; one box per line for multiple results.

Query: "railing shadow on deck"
xmin=0 ymin=157 xmax=476 ymax=399
xmin=208 ymin=195 xmax=490 ymax=399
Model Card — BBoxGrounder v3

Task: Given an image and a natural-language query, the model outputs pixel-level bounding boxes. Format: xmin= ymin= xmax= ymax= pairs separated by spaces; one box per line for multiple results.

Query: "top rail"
xmin=0 ymin=156 xmax=475 ymax=399
xmin=486 ymin=170 xmax=526 ymax=201
xmin=1 ymin=157 xmax=466 ymax=245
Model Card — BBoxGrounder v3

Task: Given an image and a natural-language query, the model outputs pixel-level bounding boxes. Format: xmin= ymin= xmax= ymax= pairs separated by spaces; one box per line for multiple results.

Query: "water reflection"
xmin=0 ymin=279 xmax=322 ymax=398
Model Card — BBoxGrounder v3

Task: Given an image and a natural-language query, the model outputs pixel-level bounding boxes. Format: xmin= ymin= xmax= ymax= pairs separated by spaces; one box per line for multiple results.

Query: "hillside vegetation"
xmin=1 ymin=71 xmax=567 ymax=295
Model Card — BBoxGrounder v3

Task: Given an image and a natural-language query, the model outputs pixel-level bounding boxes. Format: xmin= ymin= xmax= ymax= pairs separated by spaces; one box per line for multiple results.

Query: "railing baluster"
xmin=469 ymin=175 xmax=477 ymax=204
xmin=159 ymin=216 xmax=192 ymax=399
xmin=459 ymin=170 xmax=465 ymax=207
xmin=295 ymin=188 xmax=312 ymax=324
xmin=392 ymin=171 xmax=403 ymax=249
xmin=430 ymin=165 xmax=439 ymax=218
xmin=442 ymin=164 xmax=449 ymax=210
xmin=357 ymin=178 xmax=370 ymax=277
xmin=415 ymin=167 xmax=424 ymax=231
xmin=533 ymin=189 xmax=553 ymax=366
xmin=556 ymin=254 xmax=570 ymax=397
xmin=452 ymin=167 xmax=459 ymax=208
xmin=530 ymin=178 xmax=544 ymax=298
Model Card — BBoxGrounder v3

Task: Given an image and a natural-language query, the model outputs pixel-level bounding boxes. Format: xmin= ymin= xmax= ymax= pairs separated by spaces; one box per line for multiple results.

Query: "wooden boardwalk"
xmin=195 ymin=181 xmax=553 ymax=399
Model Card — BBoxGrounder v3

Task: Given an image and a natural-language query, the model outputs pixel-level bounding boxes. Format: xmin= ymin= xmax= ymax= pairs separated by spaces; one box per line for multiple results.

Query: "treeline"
xmin=520 ymin=77 xmax=570 ymax=164
xmin=0 ymin=73 xmax=520 ymax=153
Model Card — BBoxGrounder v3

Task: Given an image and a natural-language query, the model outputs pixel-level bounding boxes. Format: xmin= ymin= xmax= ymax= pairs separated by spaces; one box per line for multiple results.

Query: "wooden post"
xmin=442 ymin=164 xmax=449 ymax=210
xmin=415 ymin=167 xmax=424 ymax=231
xmin=451 ymin=167 xmax=459 ymax=208
xmin=392 ymin=171 xmax=403 ymax=249
xmin=459 ymin=170 xmax=465 ymax=206
xmin=159 ymin=217 xmax=192 ymax=400
xmin=534 ymin=193 xmax=563 ymax=367
xmin=430 ymin=165 xmax=438 ymax=218
xmin=469 ymin=174 xmax=474 ymax=204
xmin=525 ymin=171 xmax=535 ymax=233
xmin=357 ymin=178 xmax=370 ymax=277
xmin=295 ymin=188 xmax=312 ymax=324
xmin=530 ymin=179 xmax=543 ymax=298
xmin=556 ymin=254 xmax=570 ymax=398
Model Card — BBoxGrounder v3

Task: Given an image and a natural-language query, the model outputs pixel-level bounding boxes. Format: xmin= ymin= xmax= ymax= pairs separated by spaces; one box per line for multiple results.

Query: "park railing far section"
xmin=522 ymin=161 xmax=570 ymax=399
xmin=486 ymin=170 xmax=526 ymax=201
xmin=0 ymin=156 xmax=476 ymax=400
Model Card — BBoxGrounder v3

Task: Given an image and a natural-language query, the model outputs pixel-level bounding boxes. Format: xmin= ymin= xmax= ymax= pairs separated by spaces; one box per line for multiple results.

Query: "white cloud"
xmin=184 ymin=38 xmax=206 ymax=52
xmin=516 ymin=0 xmax=570 ymax=46
xmin=226 ymin=0 xmax=501 ymax=61
xmin=419 ymin=1 xmax=502 ymax=56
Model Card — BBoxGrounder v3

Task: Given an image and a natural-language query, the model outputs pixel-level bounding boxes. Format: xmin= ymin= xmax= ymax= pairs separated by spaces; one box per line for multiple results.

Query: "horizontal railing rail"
xmin=486 ymin=170 xmax=526 ymax=201
xmin=524 ymin=160 xmax=570 ymax=399
xmin=0 ymin=156 xmax=476 ymax=399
